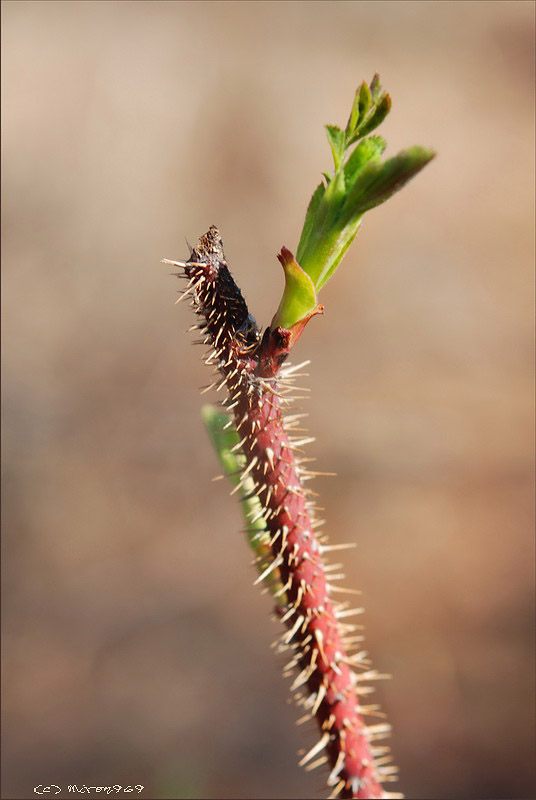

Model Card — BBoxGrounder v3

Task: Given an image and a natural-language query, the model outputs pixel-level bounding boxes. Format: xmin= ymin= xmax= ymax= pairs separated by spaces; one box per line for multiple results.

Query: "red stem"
xmin=173 ymin=227 xmax=399 ymax=800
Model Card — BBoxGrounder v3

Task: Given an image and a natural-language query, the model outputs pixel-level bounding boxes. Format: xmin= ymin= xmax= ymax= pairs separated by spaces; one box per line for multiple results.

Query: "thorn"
xmin=200 ymin=382 xmax=217 ymax=395
xmin=162 ymin=258 xmax=197 ymax=268
xmin=272 ymin=578 xmax=292 ymax=598
xmin=324 ymin=562 xmax=344 ymax=573
xmin=284 ymin=613 xmax=306 ymax=644
xmin=289 ymin=650 xmax=317 ymax=692
xmin=304 ymin=754 xmax=329 ymax=772
xmin=365 ymin=723 xmax=392 ymax=738
xmin=298 ymin=731 xmax=331 ymax=767
xmin=253 ymin=555 xmax=284 ymax=586
xmin=338 ymin=622 xmax=364 ymax=634
xmin=311 ymin=682 xmax=327 ymax=716
xmin=303 ymin=470 xmax=337 ymax=479
xmin=327 ymin=750 xmax=345 ymax=787
xmin=327 ymin=585 xmax=362 ymax=597
xmin=345 ymin=651 xmax=370 ymax=667
xmin=313 ymin=628 xmax=327 ymax=664
xmin=265 ymin=447 xmax=275 ymax=470
xmin=370 ymin=746 xmax=391 ymax=758
xmin=229 ymin=456 xmax=258 ymax=495
xmin=335 ymin=607 xmax=365 ymax=620
xmin=377 ymin=765 xmax=399 ymax=776
xmin=290 ymin=667 xmax=311 ymax=692
xmin=289 ymin=436 xmax=316 ymax=448
xmin=322 ymin=713 xmax=336 ymax=731
xmin=327 ymin=778 xmax=346 ymax=799
xmin=172 ymin=278 xmax=203 ymax=304
xmin=284 ymin=413 xmax=309 ymax=425
xmin=358 ymin=704 xmax=384 ymax=717
xmin=280 ymin=524 xmax=290 ymax=549
xmin=230 ymin=435 xmax=248 ymax=453
xmin=348 ymin=778 xmax=363 ymax=797
xmin=279 ymin=604 xmax=298 ymax=624
xmin=354 ymin=670 xmax=391 ymax=682
xmin=282 ymin=653 xmax=299 ymax=671
xmin=320 ymin=542 xmax=357 ymax=553
xmin=281 ymin=359 xmax=311 ymax=376
xmin=293 ymin=581 xmax=305 ymax=609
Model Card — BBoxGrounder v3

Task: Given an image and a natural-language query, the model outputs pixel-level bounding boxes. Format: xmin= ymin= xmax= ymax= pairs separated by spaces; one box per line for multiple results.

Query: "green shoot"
xmin=272 ymin=74 xmax=435 ymax=331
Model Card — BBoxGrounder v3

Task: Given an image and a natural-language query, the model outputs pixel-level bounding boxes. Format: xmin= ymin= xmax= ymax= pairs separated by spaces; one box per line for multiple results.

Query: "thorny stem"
xmin=167 ymin=226 xmax=401 ymax=800
xmin=169 ymin=75 xmax=433 ymax=799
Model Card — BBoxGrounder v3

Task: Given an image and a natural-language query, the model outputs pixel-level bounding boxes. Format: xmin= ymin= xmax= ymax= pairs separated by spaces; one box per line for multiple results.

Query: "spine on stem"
xmin=166 ymin=226 xmax=400 ymax=800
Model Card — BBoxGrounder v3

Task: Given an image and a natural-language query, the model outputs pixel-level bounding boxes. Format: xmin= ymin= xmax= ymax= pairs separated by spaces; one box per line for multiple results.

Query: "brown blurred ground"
xmin=1 ymin=2 xmax=534 ymax=799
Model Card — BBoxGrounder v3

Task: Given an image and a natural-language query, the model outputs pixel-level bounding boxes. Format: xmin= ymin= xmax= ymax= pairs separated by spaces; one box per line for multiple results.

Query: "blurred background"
xmin=2 ymin=2 xmax=534 ymax=799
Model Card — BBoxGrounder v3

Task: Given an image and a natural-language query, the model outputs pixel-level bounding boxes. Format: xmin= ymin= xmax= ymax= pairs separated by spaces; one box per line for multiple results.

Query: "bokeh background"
xmin=2 ymin=2 xmax=534 ymax=799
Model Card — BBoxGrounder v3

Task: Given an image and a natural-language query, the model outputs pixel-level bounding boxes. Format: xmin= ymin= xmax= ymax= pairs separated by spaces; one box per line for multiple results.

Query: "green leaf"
xmin=314 ymin=220 xmax=362 ymax=291
xmin=357 ymin=81 xmax=372 ymax=127
xmin=344 ymin=84 xmax=363 ymax=142
xmin=345 ymin=80 xmax=373 ymax=144
xmin=341 ymin=146 xmax=436 ymax=222
xmin=343 ymin=135 xmax=386 ymax=186
xmin=370 ymin=72 xmax=382 ymax=102
xmin=345 ymin=85 xmax=361 ymax=140
xmin=298 ymin=168 xmax=347 ymax=288
xmin=313 ymin=167 xmax=346 ymax=233
xmin=325 ymin=125 xmax=345 ymax=170
xmin=355 ymin=92 xmax=392 ymax=138
xmin=297 ymin=181 xmax=325 ymax=264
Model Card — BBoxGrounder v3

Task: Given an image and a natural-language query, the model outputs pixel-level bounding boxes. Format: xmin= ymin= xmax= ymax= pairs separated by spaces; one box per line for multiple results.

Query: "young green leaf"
xmin=357 ymin=81 xmax=372 ymax=128
xmin=344 ymin=85 xmax=361 ymax=140
xmin=313 ymin=167 xmax=346 ymax=235
xmin=325 ymin=125 xmax=345 ymax=170
xmin=297 ymin=181 xmax=325 ymax=265
xmin=344 ymin=135 xmax=386 ymax=186
xmin=355 ymin=92 xmax=392 ymax=139
xmin=297 ymin=168 xmax=347 ymax=289
xmin=313 ymin=222 xmax=362 ymax=291
xmin=370 ymin=72 xmax=382 ymax=102
xmin=341 ymin=145 xmax=435 ymax=222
